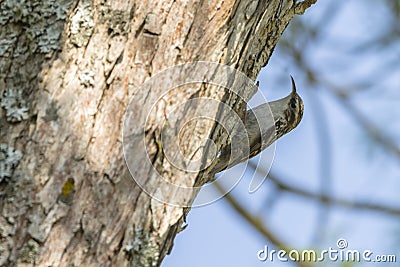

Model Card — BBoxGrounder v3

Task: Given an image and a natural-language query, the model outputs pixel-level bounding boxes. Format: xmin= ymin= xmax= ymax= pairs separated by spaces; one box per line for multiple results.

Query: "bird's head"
xmin=268 ymin=76 xmax=304 ymax=139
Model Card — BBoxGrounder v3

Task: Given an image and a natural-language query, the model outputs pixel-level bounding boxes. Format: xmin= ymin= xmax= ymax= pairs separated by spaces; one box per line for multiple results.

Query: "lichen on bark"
xmin=0 ymin=0 xmax=315 ymax=266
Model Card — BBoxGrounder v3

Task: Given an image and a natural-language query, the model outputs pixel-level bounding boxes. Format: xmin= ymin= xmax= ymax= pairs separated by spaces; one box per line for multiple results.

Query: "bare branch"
xmin=289 ymin=47 xmax=400 ymax=161
xmin=328 ymin=86 xmax=400 ymax=160
xmin=262 ymin=168 xmax=400 ymax=217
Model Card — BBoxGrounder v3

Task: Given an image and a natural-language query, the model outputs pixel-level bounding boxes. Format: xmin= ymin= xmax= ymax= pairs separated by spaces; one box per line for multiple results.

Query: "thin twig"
xmin=290 ymin=45 xmax=400 ymax=161
xmin=306 ymin=88 xmax=333 ymax=244
xmin=263 ymin=169 xmax=400 ymax=217
xmin=329 ymin=88 xmax=400 ymax=159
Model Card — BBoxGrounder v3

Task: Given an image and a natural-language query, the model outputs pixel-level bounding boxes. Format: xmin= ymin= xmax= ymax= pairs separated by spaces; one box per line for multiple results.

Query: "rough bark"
xmin=0 ymin=0 xmax=315 ymax=266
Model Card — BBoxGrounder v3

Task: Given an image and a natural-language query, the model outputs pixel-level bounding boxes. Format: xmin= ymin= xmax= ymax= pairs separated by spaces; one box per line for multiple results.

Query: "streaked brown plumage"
xmin=212 ymin=76 xmax=304 ymax=173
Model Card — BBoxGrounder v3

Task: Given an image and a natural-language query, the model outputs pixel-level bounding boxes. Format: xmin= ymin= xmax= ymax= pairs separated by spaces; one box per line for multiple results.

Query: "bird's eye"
xmin=290 ymin=103 xmax=296 ymax=109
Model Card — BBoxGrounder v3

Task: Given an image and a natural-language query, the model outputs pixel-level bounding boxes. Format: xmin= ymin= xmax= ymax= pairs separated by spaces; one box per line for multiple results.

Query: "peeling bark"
xmin=0 ymin=0 xmax=314 ymax=266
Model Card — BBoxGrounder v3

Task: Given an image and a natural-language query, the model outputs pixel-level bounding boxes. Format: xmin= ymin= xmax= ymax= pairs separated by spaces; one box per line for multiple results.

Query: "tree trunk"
xmin=0 ymin=0 xmax=314 ymax=266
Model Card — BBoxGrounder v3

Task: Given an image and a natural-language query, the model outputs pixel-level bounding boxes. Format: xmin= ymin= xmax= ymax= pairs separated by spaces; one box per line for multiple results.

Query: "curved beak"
xmin=290 ymin=75 xmax=297 ymax=94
